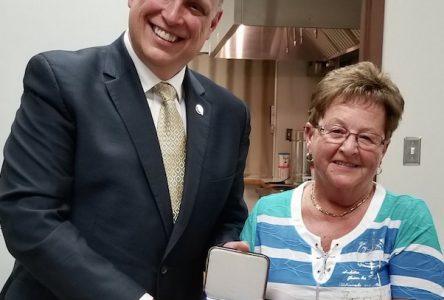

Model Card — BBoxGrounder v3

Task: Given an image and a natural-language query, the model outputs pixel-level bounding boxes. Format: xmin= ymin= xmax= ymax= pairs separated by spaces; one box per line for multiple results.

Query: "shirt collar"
xmin=123 ymin=30 xmax=185 ymax=102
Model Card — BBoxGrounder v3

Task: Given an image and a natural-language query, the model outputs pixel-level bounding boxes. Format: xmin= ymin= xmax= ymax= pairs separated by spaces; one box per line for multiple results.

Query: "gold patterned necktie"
xmin=153 ymin=82 xmax=186 ymax=222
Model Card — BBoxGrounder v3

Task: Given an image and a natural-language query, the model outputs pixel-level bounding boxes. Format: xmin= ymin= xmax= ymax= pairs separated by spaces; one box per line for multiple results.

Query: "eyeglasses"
xmin=316 ymin=124 xmax=385 ymax=151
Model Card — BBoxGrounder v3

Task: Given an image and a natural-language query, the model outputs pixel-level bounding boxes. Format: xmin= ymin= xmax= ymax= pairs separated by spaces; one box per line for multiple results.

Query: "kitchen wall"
xmin=273 ymin=60 xmax=319 ymax=179
xmin=380 ymin=0 xmax=444 ymax=246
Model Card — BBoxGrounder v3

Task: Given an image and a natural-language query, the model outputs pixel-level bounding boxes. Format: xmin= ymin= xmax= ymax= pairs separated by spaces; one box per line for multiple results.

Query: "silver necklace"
xmin=310 ymin=182 xmax=373 ymax=217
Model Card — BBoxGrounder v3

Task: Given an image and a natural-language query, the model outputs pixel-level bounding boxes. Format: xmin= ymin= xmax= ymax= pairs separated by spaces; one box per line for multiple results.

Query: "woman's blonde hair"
xmin=308 ymin=61 xmax=404 ymax=138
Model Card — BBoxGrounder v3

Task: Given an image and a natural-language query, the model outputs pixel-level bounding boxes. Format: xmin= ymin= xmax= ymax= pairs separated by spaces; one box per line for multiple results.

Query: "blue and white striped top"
xmin=241 ymin=182 xmax=444 ymax=300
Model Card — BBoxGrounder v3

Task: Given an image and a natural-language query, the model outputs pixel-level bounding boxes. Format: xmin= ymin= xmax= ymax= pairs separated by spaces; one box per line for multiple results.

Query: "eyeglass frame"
xmin=314 ymin=123 xmax=386 ymax=150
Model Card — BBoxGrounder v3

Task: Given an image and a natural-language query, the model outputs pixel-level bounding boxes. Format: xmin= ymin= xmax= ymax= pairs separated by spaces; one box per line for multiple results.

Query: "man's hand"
xmin=222 ymin=241 xmax=250 ymax=252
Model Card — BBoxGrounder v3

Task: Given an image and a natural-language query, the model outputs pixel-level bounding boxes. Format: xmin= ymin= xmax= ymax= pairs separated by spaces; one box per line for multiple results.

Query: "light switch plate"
xmin=403 ymin=137 xmax=421 ymax=165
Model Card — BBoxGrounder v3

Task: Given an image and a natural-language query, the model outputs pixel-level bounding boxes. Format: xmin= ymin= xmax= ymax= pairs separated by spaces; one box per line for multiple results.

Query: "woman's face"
xmin=305 ymin=97 xmax=389 ymax=191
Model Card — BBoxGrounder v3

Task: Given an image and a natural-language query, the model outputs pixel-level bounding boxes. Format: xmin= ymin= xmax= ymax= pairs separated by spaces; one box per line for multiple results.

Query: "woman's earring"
xmin=306 ymin=152 xmax=313 ymax=163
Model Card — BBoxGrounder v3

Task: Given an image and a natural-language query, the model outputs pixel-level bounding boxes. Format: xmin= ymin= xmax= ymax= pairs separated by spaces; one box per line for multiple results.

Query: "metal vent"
xmin=207 ymin=0 xmax=363 ymax=61
xmin=215 ymin=26 xmax=360 ymax=61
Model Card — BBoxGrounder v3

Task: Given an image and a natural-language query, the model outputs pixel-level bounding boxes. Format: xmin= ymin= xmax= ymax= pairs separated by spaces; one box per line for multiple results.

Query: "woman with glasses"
xmin=235 ymin=62 xmax=443 ymax=299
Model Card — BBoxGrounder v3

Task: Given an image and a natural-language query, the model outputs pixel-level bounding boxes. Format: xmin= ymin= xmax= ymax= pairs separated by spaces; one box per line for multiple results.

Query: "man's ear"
xmin=208 ymin=11 xmax=223 ymax=36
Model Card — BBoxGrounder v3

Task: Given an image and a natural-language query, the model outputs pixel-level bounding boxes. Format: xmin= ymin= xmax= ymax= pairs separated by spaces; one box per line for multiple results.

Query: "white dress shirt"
xmin=124 ymin=31 xmax=187 ymax=131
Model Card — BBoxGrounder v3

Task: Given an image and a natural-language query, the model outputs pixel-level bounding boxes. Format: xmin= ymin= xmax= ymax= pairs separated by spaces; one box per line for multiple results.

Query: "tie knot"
xmin=153 ymin=82 xmax=177 ymax=103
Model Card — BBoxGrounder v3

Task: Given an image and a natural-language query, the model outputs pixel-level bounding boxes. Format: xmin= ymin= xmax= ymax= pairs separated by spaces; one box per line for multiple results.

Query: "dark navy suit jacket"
xmin=0 ymin=35 xmax=250 ymax=300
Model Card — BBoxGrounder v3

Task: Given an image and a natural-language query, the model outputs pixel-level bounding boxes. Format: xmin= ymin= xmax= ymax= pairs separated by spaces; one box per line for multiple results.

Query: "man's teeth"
xmin=154 ymin=26 xmax=178 ymax=42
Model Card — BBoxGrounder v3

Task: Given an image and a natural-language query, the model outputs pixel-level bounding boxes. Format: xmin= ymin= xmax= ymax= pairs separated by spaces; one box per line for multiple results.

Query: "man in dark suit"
xmin=0 ymin=0 xmax=250 ymax=299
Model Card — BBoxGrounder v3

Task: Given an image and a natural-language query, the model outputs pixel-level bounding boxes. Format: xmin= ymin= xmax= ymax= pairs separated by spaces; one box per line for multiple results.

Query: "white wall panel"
xmin=0 ymin=0 xmax=127 ymax=287
xmin=381 ymin=0 xmax=444 ymax=246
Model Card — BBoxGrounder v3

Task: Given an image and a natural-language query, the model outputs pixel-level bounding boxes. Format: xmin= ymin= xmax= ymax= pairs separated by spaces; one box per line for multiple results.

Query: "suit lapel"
xmin=101 ymin=39 xmax=212 ymax=254
xmin=103 ymin=37 xmax=174 ymax=236
xmin=164 ymin=70 xmax=212 ymax=256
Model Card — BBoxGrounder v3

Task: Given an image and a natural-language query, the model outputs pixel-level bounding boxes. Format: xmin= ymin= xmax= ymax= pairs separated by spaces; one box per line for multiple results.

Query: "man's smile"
xmin=153 ymin=25 xmax=179 ymax=43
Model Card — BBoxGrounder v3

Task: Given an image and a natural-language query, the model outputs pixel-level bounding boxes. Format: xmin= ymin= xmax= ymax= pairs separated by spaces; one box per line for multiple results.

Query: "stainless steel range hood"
xmin=204 ymin=0 xmax=363 ymax=61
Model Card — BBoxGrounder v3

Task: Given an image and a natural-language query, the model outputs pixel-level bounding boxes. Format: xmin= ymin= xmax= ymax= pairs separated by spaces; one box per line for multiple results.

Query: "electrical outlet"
xmin=286 ymin=128 xmax=293 ymax=141
xmin=403 ymin=137 xmax=421 ymax=165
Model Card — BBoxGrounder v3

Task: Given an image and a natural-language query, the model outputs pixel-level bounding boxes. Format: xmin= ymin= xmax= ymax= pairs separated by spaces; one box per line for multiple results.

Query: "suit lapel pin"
xmin=195 ymin=104 xmax=204 ymax=116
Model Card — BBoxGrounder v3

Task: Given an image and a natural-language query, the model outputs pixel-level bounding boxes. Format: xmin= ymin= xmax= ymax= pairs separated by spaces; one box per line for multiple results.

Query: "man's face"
xmin=128 ymin=0 xmax=222 ymax=80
